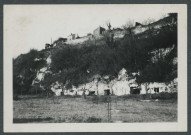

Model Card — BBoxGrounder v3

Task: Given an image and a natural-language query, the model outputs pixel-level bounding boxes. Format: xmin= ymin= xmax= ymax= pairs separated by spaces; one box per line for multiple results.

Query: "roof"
xmin=94 ymin=26 xmax=105 ymax=32
xmin=135 ymin=22 xmax=142 ymax=27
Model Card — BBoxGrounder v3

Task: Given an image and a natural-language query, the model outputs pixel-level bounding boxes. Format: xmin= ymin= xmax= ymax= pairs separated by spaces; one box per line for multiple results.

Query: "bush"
xmin=117 ymin=92 xmax=177 ymax=100
xmin=86 ymin=117 xmax=102 ymax=123
xmin=151 ymin=92 xmax=177 ymax=100
xmin=69 ymin=114 xmax=84 ymax=122
xmin=63 ymin=95 xmax=81 ymax=98
xmin=29 ymin=85 xmax=44 ymax=95
xmin=13 ymin=95 xmax=20 ymax=100
xmin=90 ymin=95 xmax=109 ymax=104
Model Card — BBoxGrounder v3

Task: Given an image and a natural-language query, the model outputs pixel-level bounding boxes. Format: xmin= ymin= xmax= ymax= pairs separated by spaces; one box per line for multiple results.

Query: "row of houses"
xmin=49 ymin=68 xmax=177 ymax=96
xmin=50 ymin=78 xmax=177 ymax=96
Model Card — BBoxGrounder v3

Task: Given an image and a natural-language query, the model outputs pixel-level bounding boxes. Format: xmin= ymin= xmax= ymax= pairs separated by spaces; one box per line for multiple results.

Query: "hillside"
xmin=13 ymin=16 xmax=177 ymax=97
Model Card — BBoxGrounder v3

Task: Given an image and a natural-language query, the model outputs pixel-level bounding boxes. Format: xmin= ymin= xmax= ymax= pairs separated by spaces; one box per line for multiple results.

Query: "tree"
xmin=102 ymin=31 xmax=114 ymax=48
xmin=13 ymin=49 xmax=46 ymax=96
xmin=122 ymin=19 xmax=134 ymax=30
xmin=106 ymin=20 xmax=112 ymax=30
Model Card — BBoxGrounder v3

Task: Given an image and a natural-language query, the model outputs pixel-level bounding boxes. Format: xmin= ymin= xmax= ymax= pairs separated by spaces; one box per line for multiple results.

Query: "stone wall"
xmin=93 ymin=27 xmax=105 ymax=38
xmin=66 ymin=35 xmax=93 ymax=45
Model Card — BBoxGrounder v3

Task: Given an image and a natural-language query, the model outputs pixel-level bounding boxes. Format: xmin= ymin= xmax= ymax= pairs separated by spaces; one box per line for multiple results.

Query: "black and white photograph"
xmin=3 ymin=4 xmax=187 ymax=132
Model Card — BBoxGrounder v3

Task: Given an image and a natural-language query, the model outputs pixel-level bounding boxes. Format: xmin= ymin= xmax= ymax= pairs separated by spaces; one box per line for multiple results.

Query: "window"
xmin=154 ymin=88 xmax=159 ymax=93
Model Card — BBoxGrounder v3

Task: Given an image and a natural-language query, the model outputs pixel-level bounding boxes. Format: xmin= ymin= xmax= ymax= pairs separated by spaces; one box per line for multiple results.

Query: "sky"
xmin=4 ymin=4 xmax=177 ymax=58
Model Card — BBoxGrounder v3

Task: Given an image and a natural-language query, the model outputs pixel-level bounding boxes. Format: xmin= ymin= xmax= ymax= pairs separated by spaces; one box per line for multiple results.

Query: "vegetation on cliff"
xmin=13 ymin=24 xmax=177 ymax=96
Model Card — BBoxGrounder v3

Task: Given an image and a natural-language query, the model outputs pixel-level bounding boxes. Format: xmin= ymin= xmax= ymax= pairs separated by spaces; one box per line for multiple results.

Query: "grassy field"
xmin=13 ymin=95 xmax=177 ymax=123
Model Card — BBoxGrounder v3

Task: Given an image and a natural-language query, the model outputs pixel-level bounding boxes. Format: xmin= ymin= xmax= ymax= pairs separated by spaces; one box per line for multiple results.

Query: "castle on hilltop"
xmin=45 ymin=13 xmax=177 ymax=48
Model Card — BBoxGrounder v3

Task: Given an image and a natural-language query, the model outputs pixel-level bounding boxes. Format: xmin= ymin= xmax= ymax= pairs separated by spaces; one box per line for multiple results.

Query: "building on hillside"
xmin=65 ymin=34 xmax=93 ymax=45
xmin=112 ymin=28 xmax=127 ymax=40
xmin=53 ymin=37 xmax=67 ymax=46
xmin=135 ymin=22 xmax=142 ymax=27
xmin=67 ymin=33 xmax=79 ymax=41
xmin=150 ymin=13 xmax=177 ymax=29
xmin=130 ymin=13 xmax=177 ymax=38
xmin=85 ymin=33 xmax=93 ymax=40
xmin=132 ymin=23 xmax=148 ymax=35
xmin=58 ymin=37 xmax=67 ymax=43
xmin=140 ymin=79 xmax=177 ymax=94
xmin=140 ymin=83 xmax=169 ymax=94
xmin=93 ymin=26 xmax=105 ymax=38
xmin=87 ymin=33 xmax=92 ymax=36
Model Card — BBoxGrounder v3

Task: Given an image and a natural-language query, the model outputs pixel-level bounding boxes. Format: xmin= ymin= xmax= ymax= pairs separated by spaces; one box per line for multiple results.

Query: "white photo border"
xmin=3 ymin=4 xmax=187 ymax=132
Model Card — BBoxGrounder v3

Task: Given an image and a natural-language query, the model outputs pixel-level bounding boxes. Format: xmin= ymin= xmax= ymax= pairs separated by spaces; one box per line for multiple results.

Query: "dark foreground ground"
xmin=13 ymin=95 xmax=177 ymax=123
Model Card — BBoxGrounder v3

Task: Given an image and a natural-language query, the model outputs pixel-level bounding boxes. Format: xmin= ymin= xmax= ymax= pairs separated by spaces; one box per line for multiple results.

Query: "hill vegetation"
xmin=13 ymin=22 xmax=177 ymax=96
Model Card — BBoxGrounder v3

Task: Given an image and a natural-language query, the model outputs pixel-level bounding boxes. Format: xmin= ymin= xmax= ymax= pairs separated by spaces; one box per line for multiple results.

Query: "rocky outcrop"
xmin=32 ymin=55 xmax=52 ymax=85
